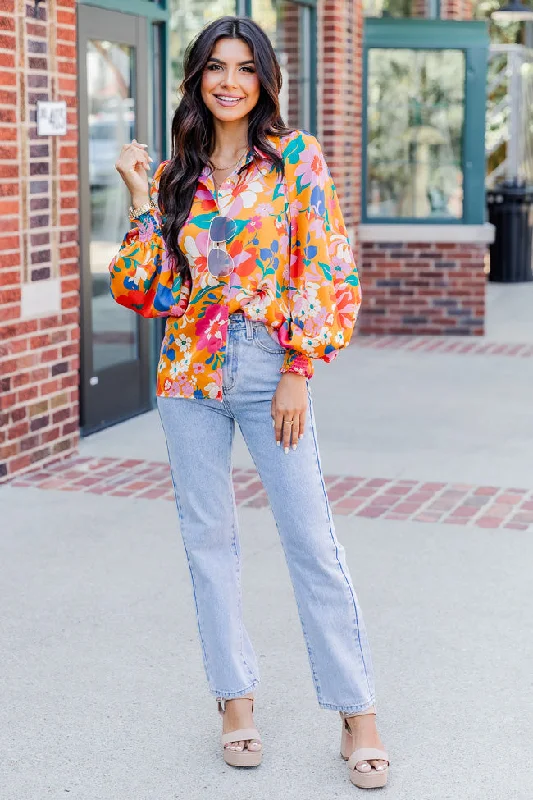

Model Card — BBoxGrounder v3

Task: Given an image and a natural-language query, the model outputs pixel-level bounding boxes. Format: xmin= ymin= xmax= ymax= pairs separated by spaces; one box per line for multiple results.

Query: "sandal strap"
xmin=221 ymin=727 xmax=261 ymax=746
xmin=348 ymin=748 xmax=389 ymax=769
xmin=339 ymin=708 xmax=376 ymax=719
xmin=217 ymin=695 xmax=254 ymax=716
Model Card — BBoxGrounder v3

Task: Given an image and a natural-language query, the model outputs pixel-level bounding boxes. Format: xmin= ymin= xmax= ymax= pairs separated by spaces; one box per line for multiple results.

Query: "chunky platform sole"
xmin=340 ymin=711 xmax=389 ymax=789
xmin=218 ymin=696 xmax=262 ymax=768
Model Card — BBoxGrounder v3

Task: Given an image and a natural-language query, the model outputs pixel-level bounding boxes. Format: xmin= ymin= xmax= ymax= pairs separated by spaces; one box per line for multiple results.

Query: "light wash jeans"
xmin=157 ymin=313 xmax=376 ymax=713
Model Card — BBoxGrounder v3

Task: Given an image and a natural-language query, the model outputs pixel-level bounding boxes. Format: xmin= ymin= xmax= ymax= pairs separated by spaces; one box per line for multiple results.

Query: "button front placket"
xmin=200 ymin=151 xmax=255 ymax=400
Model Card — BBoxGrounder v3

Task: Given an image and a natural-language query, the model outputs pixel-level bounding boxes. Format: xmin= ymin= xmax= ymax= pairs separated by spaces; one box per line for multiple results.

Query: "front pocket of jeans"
xmin=253 ymin=324 xmax=285 ymax=354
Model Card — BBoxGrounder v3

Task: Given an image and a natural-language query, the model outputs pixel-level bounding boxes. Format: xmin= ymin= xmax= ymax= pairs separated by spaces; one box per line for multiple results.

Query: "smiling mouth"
xmin=214 ymin=95 xmax=245 ymax=105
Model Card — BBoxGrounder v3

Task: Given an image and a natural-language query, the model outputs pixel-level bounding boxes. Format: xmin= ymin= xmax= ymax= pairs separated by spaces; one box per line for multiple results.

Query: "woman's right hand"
xmin=115 ymin=139 xmax=153 ymax=205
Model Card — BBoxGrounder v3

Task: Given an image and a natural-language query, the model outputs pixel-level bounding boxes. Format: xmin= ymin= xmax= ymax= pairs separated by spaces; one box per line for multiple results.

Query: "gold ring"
xmin=285 ymin=419 xmax=294 ymax=425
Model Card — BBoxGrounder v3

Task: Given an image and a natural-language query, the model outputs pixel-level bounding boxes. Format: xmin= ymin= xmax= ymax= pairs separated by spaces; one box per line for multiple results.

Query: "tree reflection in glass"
xmin=367 ymin=48 xmax=465 ymax=219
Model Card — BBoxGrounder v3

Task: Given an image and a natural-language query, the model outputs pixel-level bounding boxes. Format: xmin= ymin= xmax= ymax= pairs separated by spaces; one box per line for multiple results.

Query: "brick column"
xmin=0 ymin=0 xmax=80 ymax=483
xmin=280 ymin=2 xmax=301 ymax=125
xmin=317 ymin=0 xmax=363 ymax=238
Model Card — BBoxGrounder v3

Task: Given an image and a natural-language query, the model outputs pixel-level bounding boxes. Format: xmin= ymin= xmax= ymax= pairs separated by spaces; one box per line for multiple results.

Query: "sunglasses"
xmin=207 ymin=215 xmax=237 ymax=277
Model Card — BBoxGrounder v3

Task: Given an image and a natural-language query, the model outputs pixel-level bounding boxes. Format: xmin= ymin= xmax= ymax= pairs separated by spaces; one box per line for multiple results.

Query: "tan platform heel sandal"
xmin=340 ymin=708 xmax=389 ymax=789
xmin=217 ymin=695 xmax=262 ymax=767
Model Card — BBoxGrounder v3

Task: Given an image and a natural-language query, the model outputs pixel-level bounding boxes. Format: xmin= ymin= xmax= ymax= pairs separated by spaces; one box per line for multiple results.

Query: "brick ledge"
xmin=359 ymin=223 xmax=495 ymax=244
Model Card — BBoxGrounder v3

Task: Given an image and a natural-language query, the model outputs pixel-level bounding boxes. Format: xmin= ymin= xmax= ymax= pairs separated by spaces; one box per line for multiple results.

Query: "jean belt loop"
xmin=244 ymin=315 xmax=254 ymax=341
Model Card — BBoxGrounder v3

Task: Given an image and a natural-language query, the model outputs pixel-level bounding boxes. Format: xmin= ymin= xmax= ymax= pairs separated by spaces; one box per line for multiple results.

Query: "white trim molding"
xmin=358 ymin=223 xmax=495 ymax=244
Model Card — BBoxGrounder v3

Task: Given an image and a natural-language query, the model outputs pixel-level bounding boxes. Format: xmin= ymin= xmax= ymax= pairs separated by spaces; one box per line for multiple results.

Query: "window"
xmin=252 ymin=0 xmax=316 ymax=131
xmin=363 ymin=19 xmax=490 ymax=224
xmin=168 ymin=0 xmax=237 ymax=102
xmin=363 ymin=0 xmax=439 ymax=19
xmin=367 ymin=49 xmax=465 ymax=219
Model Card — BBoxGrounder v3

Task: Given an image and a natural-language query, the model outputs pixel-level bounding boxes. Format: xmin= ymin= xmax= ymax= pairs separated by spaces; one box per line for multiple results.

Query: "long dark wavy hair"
xmin=158 ymin=15 xmax=295 ymax=281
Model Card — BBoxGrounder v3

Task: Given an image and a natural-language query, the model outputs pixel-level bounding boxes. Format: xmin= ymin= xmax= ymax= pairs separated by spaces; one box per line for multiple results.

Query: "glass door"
xmin=78 ymin=6 xmax=152 ymax=433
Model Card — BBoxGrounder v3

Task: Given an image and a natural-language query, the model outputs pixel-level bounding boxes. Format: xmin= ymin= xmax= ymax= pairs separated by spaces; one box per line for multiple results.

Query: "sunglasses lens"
xmin=210 ymin=216 xmax=236 ymax=242
xmin=208 ymin=248 xmax=233 ymax=277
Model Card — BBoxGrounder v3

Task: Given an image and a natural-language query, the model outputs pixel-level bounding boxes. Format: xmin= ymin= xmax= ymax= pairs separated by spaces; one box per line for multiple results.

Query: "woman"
xmin=110 ymin=15 xmax=389 ymax=789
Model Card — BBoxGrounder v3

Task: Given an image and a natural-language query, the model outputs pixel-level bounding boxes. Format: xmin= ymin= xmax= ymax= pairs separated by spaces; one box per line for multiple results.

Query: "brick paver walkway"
xmin=356 ymin=336 xmax=533 ymax=357
xmin=7 ymin=455 xmax=533 ymax=532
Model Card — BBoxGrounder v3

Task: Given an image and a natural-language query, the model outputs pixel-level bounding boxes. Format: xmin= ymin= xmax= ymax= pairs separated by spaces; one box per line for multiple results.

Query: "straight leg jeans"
xmin=157 ymin=314 xmax=376 ymax=713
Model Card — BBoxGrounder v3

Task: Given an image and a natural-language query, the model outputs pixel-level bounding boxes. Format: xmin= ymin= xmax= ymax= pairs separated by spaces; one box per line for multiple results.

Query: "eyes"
xmin=206 ymin=63 xmax=255 ymax=74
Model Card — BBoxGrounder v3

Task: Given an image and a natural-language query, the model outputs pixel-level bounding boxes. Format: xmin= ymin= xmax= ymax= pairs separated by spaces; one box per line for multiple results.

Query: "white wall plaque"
xmin=37 ymin=101 xmax=67 ymax=136
xmin=21 ymin=278 xmax=61 ymax=319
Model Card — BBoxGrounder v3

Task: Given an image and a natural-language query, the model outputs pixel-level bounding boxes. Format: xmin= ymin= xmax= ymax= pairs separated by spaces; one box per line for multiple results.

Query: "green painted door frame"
xmin=362 ymin=18 xmax=490 ymax=224
xmin=78 ymin=0 xmax=169 ymax=156
xmin=77 ymin=0 xmax=169 ymax=408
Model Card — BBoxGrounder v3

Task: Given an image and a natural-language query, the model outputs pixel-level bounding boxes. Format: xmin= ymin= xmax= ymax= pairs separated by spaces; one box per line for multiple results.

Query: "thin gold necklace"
xmin=210 ymin=145 xmax=248 ymax=171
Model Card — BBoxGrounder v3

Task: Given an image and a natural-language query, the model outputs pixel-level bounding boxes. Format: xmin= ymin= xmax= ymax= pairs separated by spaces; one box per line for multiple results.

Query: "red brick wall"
xmin=358 ymin=240 xmax=486 ymax=335
xmin=318 ymin=0 xmax=362 ymax=235
xmin=0 ymin=0 xmax=80 ymax=484
xmin=279 ymin=1 xmax=301 ymax=127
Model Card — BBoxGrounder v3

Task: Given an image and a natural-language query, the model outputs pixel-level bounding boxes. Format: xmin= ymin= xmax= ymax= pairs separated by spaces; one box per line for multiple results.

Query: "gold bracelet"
xmin=129 ymin=199 xmax=155 ymax=219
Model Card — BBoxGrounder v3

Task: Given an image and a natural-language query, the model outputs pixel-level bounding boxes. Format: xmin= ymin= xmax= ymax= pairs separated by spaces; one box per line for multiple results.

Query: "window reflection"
xmin=169 ymin=0 xmax=236 ymax=103
xmin=87 ymin=40 xmax=138 ymax=371
xmin=367 ymin=48 xmax=465 ymax=219
xmin=252 ymin=0 xmax=312 ymax=129
xmin=363 ymin=0 xmax=432 ymax=17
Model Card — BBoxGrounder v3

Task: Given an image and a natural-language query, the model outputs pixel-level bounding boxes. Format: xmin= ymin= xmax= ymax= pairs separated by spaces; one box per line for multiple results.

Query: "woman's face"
xmin=201 ymin=37 xmax=260 ymax=124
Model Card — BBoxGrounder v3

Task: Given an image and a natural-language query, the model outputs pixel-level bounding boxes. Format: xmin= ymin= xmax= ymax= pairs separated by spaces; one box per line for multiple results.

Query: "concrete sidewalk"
xmin=486 ymin=281 xmax=533 ymax=342
xmin=2 ymin=487 xmax=532 ymax=800
xmin=2 ymin=330 xmax=533 ymax=799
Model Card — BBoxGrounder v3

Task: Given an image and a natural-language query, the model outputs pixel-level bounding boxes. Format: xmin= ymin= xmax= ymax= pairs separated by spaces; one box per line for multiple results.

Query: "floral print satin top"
xmin=109 ymin=129 xmax=362 ymax=401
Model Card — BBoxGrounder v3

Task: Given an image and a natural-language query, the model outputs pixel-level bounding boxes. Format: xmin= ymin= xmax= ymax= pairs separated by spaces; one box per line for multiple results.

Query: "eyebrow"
xmin=207 ymin=57 xmax=255 ymax=66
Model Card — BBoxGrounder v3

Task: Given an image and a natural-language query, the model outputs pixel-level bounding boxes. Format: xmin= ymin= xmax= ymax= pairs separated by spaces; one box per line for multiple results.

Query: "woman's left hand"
xmin=271 ymin=373 xmax=308 ymax=452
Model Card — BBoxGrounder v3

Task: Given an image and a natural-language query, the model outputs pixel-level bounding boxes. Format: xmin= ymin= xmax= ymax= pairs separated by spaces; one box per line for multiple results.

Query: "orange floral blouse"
xmin=109 ymin=129 xmax=362 ymax=401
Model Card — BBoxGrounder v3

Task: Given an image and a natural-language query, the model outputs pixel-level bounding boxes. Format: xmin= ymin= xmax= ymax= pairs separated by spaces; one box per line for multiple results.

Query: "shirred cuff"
xmin=280 ymin=349 xmax=314 ymax=379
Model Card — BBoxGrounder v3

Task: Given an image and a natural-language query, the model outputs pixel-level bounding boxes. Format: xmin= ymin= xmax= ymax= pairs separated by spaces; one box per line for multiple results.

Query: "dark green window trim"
xmin=364 ymin=18 xmax=489 ymax=48
xmin=362 ymin=18 xmax=489 ymax=225
xmin=78 ymin=0 xmax=168 ymax=21
xmin=148 ymin=21 xmax=168 ymax=401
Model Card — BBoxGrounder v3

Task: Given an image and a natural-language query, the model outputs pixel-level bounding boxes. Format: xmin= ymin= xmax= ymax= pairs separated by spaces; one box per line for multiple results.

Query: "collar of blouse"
xmin=199 ymin=137 xmax=277 ymax=195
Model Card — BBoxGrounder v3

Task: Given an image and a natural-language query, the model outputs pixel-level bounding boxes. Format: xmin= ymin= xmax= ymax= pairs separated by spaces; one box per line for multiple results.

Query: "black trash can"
xmin=486 ymin=181 xmax=533 ymax=282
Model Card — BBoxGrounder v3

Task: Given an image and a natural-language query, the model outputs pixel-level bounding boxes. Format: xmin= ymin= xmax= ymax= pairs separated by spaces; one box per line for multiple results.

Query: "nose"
xmin=220 ymin=67 xmax=239 ymax=89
